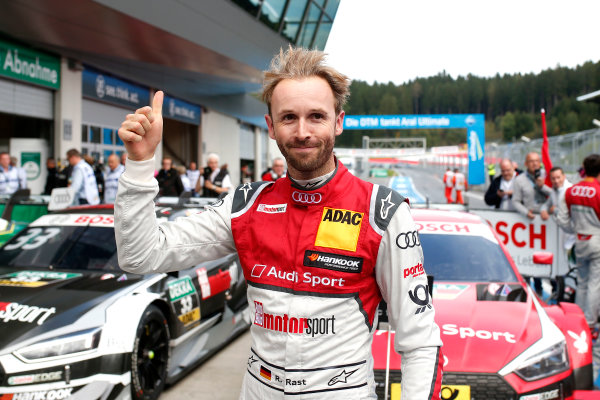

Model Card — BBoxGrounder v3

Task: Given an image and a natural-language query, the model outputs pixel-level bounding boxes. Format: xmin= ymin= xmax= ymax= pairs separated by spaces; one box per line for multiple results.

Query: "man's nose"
xmin=296 ymin=118 xmax=311 ymax=140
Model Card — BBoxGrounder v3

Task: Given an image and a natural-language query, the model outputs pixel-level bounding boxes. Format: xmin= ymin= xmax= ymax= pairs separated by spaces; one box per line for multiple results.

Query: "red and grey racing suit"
xmin=115 ymin=159 xmax=443 ymax=399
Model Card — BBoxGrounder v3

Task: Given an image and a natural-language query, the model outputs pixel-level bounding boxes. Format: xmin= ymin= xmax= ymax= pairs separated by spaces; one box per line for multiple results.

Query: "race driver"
xmin=115 ymin=47 xmax=443 ymax=399
xmin=557 ymin=153 xmax=600 ymax=384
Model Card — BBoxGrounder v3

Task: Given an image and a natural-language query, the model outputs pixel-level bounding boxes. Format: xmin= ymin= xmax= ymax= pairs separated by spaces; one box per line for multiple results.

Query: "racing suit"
xmin=115 ymin=158 xmax=443 ymax=399
xmin=557 ymin=177 xmax=600 ymax=381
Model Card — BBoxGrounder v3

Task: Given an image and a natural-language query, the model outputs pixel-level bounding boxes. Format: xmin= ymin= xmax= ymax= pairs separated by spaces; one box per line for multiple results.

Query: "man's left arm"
xmin=375 ymin=200 xmax=443 ymax=400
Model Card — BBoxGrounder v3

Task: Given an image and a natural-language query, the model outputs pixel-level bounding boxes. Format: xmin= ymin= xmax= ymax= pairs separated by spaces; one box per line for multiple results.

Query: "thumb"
xmin=152 ymin=91 xmax=164 ymax=116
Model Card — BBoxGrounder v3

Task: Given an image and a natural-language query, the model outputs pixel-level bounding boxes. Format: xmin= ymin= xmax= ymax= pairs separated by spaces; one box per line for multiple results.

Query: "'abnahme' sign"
xmin=0 ymin=39 xmax=60 ymax=89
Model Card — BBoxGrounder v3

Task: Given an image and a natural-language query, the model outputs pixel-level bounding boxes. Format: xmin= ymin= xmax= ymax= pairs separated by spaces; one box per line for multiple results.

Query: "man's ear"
xmin=266 ymin=114 xmax=275 ymax=139
xmin=335 ymin=111 xmax=345 ymax=137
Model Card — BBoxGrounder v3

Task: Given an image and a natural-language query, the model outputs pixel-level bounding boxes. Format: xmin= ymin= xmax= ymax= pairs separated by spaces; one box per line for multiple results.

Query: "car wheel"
xmin=131 ymin=305 xmax=170 ymax=400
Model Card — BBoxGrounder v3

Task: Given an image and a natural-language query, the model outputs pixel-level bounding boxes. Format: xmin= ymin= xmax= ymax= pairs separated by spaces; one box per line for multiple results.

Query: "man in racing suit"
xmin=115 ymin=47 xmax=443 ymax=399
xmin=557 ymin=154 xmax=600 ymax=384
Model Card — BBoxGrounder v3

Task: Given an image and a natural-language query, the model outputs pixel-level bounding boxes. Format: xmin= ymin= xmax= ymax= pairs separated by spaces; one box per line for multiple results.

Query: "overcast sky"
xmin=324 ymin=0 xmax=600 ymax=85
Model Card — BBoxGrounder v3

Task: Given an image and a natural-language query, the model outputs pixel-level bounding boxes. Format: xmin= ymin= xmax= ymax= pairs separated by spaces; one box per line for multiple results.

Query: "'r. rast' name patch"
xmin=314 ymin=207 xmax=363 ymax=252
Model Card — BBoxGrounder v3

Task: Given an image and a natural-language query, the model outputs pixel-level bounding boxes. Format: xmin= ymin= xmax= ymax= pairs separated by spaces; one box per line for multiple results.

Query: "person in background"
xmin=200 ymin=153 xmax=232 ymax=198
xmin=66 ymin=149 xmax=99 ymax=205
xmin=103 ymin=153 xmax=125 ymax=203
xmin=261 ymin=157 xmax=286 ymax=181
xmin=512 ymin=152 xmax=551 ymax=221
xmin=557 ymin=154 xmax=600 ymax=385
xmin=156 ymin=157 xmax=183 ymax=197
xmin=443 ymin=167 xmax=454 ymax=203
xmin=10 ymin=156 xmax=27 ymax=190
xmin=0 ymin=152 xmax=24 ymax=195
xmin=186 ymin=161 xmax=200 ymax=196
xmin=453 ymin=168 xmax=467 ymax=205
xmin=512 ymin=152 xmax=552 ymax=296
xmin=84 ymin=154 xmax=105 ymax=202
xmin=177 ymin=165 xmax=193 ymax=193
xmin=488 ymin=162 xmax=496 ymax=184
xmin=120 ymin=152 xmax=128 ymax=167
xmin=44 ymin=157 xmax=61 ymax=195
xmin=484 ymin=158 xmax=517 ymax=210
xmin=240 ymin=164 xmax=253 ymax=184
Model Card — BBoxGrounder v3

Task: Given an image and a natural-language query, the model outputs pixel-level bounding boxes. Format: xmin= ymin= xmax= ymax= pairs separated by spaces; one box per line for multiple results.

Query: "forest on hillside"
xmin=337 ymin=61 xmax=600 ymax=148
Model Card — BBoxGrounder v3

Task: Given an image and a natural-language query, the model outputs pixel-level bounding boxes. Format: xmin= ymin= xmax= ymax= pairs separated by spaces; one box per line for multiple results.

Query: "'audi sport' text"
xmin=254 ymin=301 xmax=335 ymax=336
xmin=251 ymin=265 xmax=345 ymax=288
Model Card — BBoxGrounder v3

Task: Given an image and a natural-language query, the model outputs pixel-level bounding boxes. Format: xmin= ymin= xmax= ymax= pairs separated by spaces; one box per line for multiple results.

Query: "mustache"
xmin=286 ymin=139 xmax=321 ymax=148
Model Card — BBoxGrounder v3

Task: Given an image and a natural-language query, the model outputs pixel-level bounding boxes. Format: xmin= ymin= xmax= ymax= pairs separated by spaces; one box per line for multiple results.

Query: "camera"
xmin=534 ymin=169 xmax=541 ymax=179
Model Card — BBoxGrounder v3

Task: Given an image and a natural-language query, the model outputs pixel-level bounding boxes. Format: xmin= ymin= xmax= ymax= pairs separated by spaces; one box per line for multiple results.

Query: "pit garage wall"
xmin=201 ymin=109 xmax=241 ymax=187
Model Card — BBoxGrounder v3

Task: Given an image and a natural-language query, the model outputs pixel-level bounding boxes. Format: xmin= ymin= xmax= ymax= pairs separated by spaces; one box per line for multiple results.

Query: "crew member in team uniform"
xmin=452 ymin=168 xmax=467 ymax=205
xmin=66 ymin=149 xmax=99 ymax=206
xmin=0 ymin=152 xmax=25 ymax=195
xmin=443 ymin=167 xmax=454 ymax=203
xmin=558 ymin=154 xmax=600 ymax=386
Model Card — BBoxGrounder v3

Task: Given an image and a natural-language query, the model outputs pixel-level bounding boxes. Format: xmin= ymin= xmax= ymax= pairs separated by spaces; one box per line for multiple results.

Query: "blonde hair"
xmin=262 ymin=46 xmax=350 ymax=115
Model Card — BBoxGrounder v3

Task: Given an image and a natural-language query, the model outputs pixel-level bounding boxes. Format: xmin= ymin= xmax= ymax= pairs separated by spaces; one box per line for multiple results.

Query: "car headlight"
xmin=14 ymin=328 xmax=101 ymax=362
xmin=513 ymin=341 xmax=569 ymax=381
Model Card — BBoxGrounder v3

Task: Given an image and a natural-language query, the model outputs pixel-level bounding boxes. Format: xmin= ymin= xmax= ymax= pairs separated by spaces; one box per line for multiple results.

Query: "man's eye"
xmin=282 ymin=114 xmax=295 ymax=121
xmin=312 ymin=113 xmax=324 ymax=120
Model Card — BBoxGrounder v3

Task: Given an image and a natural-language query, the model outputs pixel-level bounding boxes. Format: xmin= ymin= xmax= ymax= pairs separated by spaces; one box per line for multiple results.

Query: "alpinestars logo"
xmin=408 ymin=284 xmax=431 ymax=314
xmin=254 ymin=301 xmax=336 ymax=337
xmin=303 ymin=251 xmax=363 ymax=273
xmin=328 ymin=369 xmax=357 ymax=386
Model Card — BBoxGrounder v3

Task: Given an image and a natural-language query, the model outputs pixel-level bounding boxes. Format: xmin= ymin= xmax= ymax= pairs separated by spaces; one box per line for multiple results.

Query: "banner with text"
xmin=0 ymin=38 xmax=60 ymax=89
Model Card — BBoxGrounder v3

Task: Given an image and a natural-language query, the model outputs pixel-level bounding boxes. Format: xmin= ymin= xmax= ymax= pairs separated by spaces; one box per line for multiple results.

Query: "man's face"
xmin=0 ymin=154 xmax=10 ymax=169
xmin=107 ymin=155 xmax=119 ymax=170
xmin=500 ymin=161 xmax=515 ymax=181
xmin=265 ymin=77 xmax=344 ymax=176
xmin=190 ymin=162 xmax=197 ymax=171
xmin=550 ymin=170 xmax=565 ymax=189
xmin=525 ymin=153 xmax=541 ymax=174
xmin=272 ymin=160 xmax=285 ymax=176
xmin=207 ymin=158 xmax=219 ymax=171
xmin=162 ymin=158 xmax=172 ymax=170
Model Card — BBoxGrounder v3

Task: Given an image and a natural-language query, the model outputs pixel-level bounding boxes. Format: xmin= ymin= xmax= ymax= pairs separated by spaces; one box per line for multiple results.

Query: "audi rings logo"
xmin=292 ymin=192 xmax=322 ymax=204
xmin=396 ymin=231 xmax=421 ymax=249
xmin=571 ymin=186 xmax=597 ymax=198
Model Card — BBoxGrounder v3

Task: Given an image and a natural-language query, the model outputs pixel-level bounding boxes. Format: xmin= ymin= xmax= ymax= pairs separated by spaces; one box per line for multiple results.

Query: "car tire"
xmin=131 ymin=305 xmax=171 ymax=400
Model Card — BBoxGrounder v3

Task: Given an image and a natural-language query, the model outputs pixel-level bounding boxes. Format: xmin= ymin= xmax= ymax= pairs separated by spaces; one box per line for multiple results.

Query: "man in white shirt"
xmin=67 ymin=149 xmax=99 ymax=206
xmin=549 ymin=166 xmax=575 ymax=255
xmin=198 ymin=153 xmax=233 ymax=198
xmin=186 ymin=161 xmax=200 ymax=196
xmin=103 ymin=153 xmax=125 ymax=203
xmin=484 ymin=159 xmax=517 ymax=210
xmin=0 ymin=152 xmax=25 ymax=195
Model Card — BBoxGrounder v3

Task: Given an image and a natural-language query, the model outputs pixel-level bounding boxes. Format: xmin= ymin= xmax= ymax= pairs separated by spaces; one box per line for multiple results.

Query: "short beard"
xmin=275 ymin=132 xmax=335 ymax=174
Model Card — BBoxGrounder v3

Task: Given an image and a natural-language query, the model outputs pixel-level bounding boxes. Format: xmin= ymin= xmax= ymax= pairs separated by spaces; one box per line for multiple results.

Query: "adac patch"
xmin=315 ymin=207 xmax=363 ymax=252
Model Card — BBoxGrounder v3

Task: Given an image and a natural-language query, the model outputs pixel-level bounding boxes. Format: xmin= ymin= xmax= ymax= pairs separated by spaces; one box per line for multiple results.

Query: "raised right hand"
xmin=117 ymin=91 xmax=164 ymax=161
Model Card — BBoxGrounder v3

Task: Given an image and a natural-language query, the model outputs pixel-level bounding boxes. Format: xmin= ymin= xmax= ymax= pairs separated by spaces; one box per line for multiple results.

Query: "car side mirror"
xmin=533 ymin=252 xmax=553 ymax=265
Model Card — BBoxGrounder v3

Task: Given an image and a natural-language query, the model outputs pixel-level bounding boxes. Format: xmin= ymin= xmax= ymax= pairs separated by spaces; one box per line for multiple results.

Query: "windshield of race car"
xmin=0 ymin=225 xmax=119 ymax=272
xmin=420 ymin=233 xmax=518 ymax=282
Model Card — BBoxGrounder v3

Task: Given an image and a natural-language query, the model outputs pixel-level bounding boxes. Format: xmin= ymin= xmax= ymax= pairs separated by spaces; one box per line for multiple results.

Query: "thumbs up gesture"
xmin=117 ymin=91 xmax=164 ymax=161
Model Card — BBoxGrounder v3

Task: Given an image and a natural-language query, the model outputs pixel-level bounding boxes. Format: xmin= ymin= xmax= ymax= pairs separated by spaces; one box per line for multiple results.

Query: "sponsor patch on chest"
xmin=315 ymin=207 xmax=363 ymax=251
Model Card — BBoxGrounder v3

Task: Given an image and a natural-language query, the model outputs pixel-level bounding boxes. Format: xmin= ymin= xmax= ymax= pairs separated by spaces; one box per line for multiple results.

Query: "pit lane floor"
xmin=161 ymin=330 xmax=251 ymax=399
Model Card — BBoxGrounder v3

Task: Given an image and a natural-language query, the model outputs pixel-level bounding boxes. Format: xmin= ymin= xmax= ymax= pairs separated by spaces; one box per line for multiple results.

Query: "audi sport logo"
xmin=292 ymin=191 xmax=322 ymax=204
xmin=570 ymin=186 xmax=597 ymax=198
xmin=396 ymin=231 xmax=421 ymax=249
